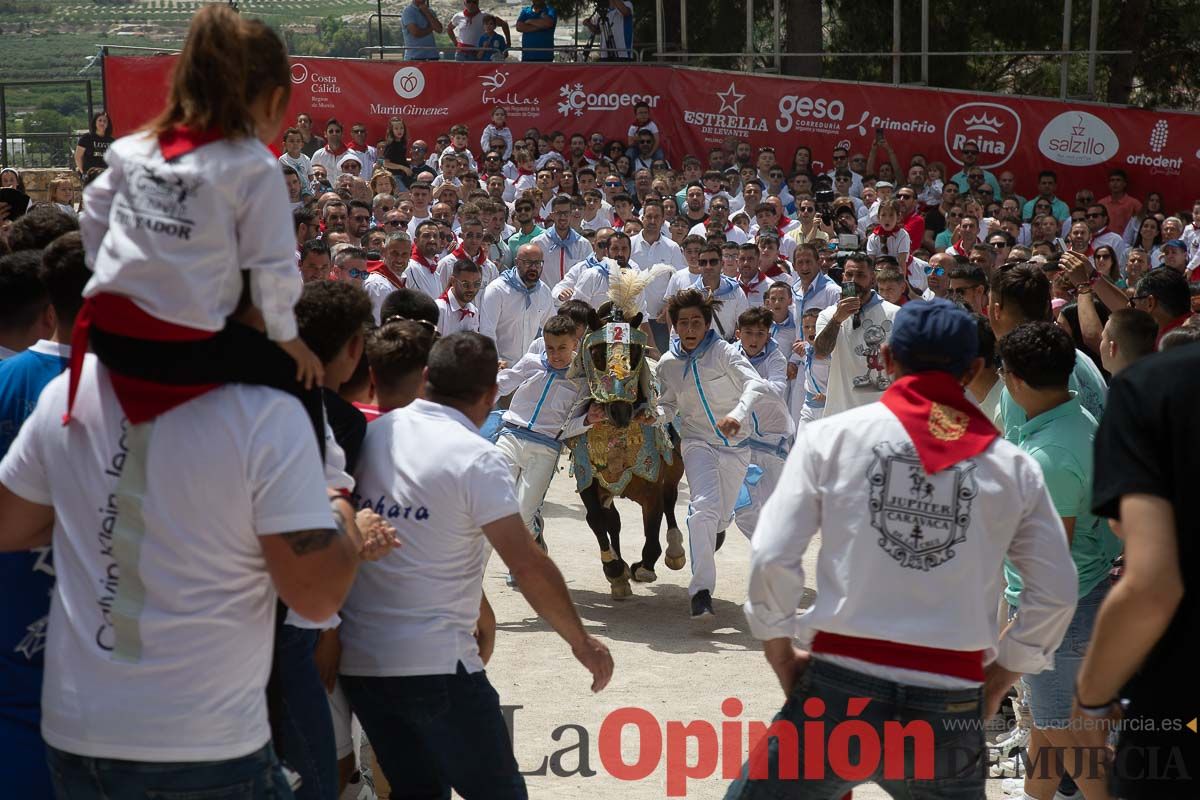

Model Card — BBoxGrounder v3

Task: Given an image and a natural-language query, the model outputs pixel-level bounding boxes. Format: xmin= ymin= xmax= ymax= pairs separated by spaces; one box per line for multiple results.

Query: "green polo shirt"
xmin=505 ymin=225 xmax=544 ymax=256
xmin=1004 ymin=394 xmax=1122 ymax=607
xmin=1000 ymin=349 xmax=1106 ymax=443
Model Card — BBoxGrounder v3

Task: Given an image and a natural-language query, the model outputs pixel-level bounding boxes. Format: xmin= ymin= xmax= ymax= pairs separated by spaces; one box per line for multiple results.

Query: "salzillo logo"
xmin=290 ymin=63 xmax=308 ymax=85
xmin=557 ymin=83 xmax=660 ymax=118
xmin=1037 ymin=111 xmax=1119 ymax=167
xmin=393 ymin=67 xmax=426 ymax=100
xmin=943 ymin=102 xmax=1021 ymax=168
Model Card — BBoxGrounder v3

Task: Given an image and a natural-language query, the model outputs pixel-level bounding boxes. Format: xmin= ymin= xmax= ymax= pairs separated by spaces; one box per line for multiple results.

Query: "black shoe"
xmin=690 ymin=589 xmax=714 ymax=618
xmin=715 ymin=530 xmax=726 ymax=551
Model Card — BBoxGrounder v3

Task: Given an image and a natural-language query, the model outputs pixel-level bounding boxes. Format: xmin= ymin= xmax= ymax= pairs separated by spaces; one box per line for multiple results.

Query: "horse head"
xmin=578 ymin=301 xmax=646 ymax=429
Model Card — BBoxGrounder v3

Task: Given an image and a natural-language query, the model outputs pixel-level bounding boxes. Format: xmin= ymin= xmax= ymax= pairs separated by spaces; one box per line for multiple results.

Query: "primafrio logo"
xmin=1037 ymin=111 xmax=1118 ymax=167
xmin=943 ymin=102 xmax=1021 ymax=168
xmin=392 ymin=67 xmax=426 ymax=100
xmin=557 ymin=83 xmax=660 ymax=118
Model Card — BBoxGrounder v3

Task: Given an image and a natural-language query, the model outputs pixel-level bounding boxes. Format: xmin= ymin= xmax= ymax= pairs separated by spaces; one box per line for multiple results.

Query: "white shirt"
xmin=572 ymin=261 xmax=648 ymax=314
xmin=815 ymin=293 xmax=900 ymax=417
xmin=693 ymin=275 xmax=750 ymax=340
xmin=739 ymin=342 xmax=795 ymax=443
xmin=435 ymin=292 xmax=480 ymax=336
xmin=656 ymin=333 xmax=768 ymax=447
xmin=347 ymin=145 xmax=377 ymax=178
xmin=550 ymin=255 xmax=600 ymax=299
xmin=406 ymin=213 xmax=431 ymax=239
xmin=450 ymin=9 xmax=487 ymax=52
xmin=690 ymin=221 xmax=748 ymax=244
xmin=363 ymin=268 xmax=405 ymax=324
xmin=744 ymin=402 xmax=1078 ymax=682
xmin=478 ymin=272 xmax=555 ymax=364
xmin=630 ymin=232 xmax=687 ymax=317
xmin=531 ymin=227 xmax=593 ymax=286
xmin=791 ymin=271 xmax=842 ymax=320
xmin=402 ymin=256 xmax=445 ymax=298
xmin=81 ymin=132 xmax=301 ymax=342
xmin=436 ymin=250 xmax=499 ymax=290
xmin=665 ymin=267 xmax=702 ymax=302
xmin=310 ymin=146 xmax=349 ymax=180
xmin=866 ymin=226 xmax=912 ymax=261
xmin=439 ymin=145 xmax=478 ymax=173
xmin=497 ymin=354 xmax=588 ymax=440
xmin=341 ymin=400 xmax=519 ymax=676
xmin=0 ymin=358 xmax=332 ymax=761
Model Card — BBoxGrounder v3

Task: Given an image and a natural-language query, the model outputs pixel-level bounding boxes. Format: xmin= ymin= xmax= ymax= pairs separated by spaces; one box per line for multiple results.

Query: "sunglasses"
xmin=605 ymin=181 xmax=622 ymax=188
xmin=924 ymin=265 xmax=946 ymax=276
xmin=382 ymin=315 xmax=440 ymax=338
xmin=1086 ymin=212 xmax=1105 ymax=219
xmin=799 ymin=207 xmax=815 ymax=213
xmin=698 ymin=258 xmax=721 ymax=266
xmin=342 ymin=268 xmax=368 ymax=280
xmin=1128 ymin=294 xmax=1151 ymax=306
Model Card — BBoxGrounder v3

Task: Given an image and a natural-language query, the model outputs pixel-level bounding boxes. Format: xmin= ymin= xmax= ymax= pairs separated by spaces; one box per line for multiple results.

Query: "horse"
xmin=564 ymin=267 xmax=686 ymax=599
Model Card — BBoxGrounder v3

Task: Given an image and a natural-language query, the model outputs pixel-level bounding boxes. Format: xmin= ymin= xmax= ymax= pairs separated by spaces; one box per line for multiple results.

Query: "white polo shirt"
xmin=402 ymin=256 xmax=445 ymax=298
xmin=478 ymin=273 xmax=555 ymax=364
xmin=341 ymin=400 xmax=519 ymax=676
xmin=0 ymin=357 xmax=333 ymax=762
xmin=531 ymin=228 xmax=593 ymax=286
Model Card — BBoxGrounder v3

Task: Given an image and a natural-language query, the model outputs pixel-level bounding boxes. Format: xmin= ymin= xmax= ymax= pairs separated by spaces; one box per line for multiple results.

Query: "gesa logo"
xmin=775 ymin=94 xmax=845 ymax=135
xmin=943 ymin=102 xmax=1021 ymax=169
xmin=1037 ymin=111 xmax=1119 ymax=167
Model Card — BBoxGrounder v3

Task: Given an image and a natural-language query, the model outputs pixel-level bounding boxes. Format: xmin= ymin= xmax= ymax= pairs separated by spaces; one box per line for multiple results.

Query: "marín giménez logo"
xmin=393 ymin=67 xmax=426 ymax=100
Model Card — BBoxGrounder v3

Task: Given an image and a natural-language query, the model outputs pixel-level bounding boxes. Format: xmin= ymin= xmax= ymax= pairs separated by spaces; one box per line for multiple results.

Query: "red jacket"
xmin=902 ymin=208 xmax=926 ymax=250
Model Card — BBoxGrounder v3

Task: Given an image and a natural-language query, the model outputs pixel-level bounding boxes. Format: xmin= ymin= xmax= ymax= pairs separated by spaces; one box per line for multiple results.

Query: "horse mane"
xmin=607 ymin=261 xmax=675 ymax=320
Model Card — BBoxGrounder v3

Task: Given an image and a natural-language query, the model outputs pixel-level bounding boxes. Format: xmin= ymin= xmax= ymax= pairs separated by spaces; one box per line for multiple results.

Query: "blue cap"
xmin=889 ymin=299 xmax=978 ymax=375
xmin=1163 ymin=238 xmax=1188 ymax=250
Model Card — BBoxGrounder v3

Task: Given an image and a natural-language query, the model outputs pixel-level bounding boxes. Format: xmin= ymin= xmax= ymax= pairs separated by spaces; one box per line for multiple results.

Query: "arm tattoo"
xmin=812 ymin=317 xmax=842 ymax=358
xmin=281 ymin=514 xmax=342 ymax=556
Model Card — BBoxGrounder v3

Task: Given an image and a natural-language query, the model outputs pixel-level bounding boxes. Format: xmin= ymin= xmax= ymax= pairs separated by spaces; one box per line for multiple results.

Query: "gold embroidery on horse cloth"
xmin=586 ymin=421 xmax=645 ymax=487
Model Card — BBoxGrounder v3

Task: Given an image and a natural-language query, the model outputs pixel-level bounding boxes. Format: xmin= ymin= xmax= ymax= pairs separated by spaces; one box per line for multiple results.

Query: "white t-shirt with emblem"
xmin=341 ymin=400 xmax=520 ymax=676
xmin=814 ymin=292 xmax=900 ymax=417
xmin=0 ymin=357 xmax=333 ymax=762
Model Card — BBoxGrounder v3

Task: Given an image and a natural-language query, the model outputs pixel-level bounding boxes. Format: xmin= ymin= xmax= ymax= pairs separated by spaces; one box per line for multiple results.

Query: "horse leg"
xmin=631 ymin=490 xmax=664 ymax=582
xmin=581 ymin=482 xmax=631 ymax=599
xmin=662 ymin=481 xmax=686 ymax=571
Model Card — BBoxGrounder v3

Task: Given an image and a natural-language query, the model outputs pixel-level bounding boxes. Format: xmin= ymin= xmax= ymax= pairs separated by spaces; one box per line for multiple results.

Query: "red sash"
xmin=813 ymin=631 xmax=985 ymax=682
xmin=879 ymin=372 xmax=997 ymax=475
xmin=410 ymin=245 xmax=438 ymax=273
xmin=367 ymin=259 xmax=405 ymax=289
xmin=64 ymin=294 xmax=219 ymax=426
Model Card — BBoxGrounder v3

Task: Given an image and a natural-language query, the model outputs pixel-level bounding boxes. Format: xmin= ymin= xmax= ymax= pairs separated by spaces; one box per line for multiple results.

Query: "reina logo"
xmin=943 ymin=103 xmax=1021 ymax=168
xmin=1037 ymin=111 xmax=1118 ymax=167
xmin=392 ymin=67 xmax=426 ymax=100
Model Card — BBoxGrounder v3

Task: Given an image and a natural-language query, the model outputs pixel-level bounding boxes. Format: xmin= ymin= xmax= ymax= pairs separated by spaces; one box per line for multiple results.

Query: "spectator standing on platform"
xmin=584 ymin=0 xmax=634 ymax=62
xmin=477 ymin=15 xmax=511 ymax=62
xmin=403 ymin=0 xmax=444 ymax=61
xmin=516 ymin=0 xmax=557 ymax=62
xmin=449 ymin=0 xmax=487 ymax=61
xmin=74 ymin=112 xmax=113 ymax=176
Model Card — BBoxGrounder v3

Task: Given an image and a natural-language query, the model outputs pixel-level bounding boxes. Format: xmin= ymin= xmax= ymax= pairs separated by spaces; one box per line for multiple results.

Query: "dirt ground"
xmin=477 ymin=465 xmax=1010 ymax=800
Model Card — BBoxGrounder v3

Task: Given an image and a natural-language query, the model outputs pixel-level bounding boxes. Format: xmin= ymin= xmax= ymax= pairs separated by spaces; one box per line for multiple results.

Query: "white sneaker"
xmin=991 ymin=726 xmax=1030 ymax=757
xmin=1000 ymin=776 xmax=1026 ymax=795
xmin=338 ymin=775 xmax=377 ymax=800
xmin=281 ymin=764 xmax=303 ymax=791
xmin=990 ymin=756 xmax=1022 ymax=778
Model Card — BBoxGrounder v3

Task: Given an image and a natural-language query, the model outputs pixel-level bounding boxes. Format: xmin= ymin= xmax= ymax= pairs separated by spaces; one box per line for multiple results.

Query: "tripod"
xmin=581 ymin=5 xmax=621 ymax=62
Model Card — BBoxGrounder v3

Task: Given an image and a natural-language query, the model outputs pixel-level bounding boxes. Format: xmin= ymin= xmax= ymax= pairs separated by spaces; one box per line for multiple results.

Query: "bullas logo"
xmin=480 ymin=71 xmax=540 ymax=116
xmin=943 ymin=102 xmax=1021 ymax=168
xmin=682 ymin=81 xmax=769 ymax=138
xmin=1037 ymin=111 xmax=1119 ymax=167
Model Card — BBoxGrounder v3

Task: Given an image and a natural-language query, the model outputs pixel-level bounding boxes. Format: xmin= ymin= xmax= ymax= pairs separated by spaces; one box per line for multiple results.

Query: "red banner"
xmin=104 ymin=55 xmax=1200 ymax=212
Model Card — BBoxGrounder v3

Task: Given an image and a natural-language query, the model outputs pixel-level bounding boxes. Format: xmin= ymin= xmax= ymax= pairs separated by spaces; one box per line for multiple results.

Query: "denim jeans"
xmin=273 ymin=624 xmax=338 ymax=800
xmin=46 ymin=742 xmax=293 ymax=800
xmin=725 ymin=658 xmax=987 ymax=799
xmin=341 ymin=663 xmax=526 ymax=800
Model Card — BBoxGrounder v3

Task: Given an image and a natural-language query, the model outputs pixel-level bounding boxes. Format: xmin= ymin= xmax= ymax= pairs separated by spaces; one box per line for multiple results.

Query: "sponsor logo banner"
xmin=104 ymin=56 xmax=1200 ymax=211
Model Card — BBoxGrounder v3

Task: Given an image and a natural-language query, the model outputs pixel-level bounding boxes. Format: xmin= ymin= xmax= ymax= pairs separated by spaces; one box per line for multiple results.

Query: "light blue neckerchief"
xmin=670 ymin=328 xmax=719 ymax=361
xmin=545 ymin=225 xmax=576 ymax=250
xmin=691 ymin=274 xmax=741 ymax=298
xmin=771 ymin=312 xmax=795 ymax=338
xmin=501 ymin=268 xmax=539 ymax=309
xmin=540 ymin=352 xmax=568 ymax=378
xmin=738 ymin=338 xmax=778 ymax=368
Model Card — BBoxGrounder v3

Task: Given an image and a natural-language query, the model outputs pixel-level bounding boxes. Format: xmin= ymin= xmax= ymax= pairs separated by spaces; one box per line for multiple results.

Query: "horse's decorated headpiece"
xmin=581 ymin=321 xmax=646 ymax=404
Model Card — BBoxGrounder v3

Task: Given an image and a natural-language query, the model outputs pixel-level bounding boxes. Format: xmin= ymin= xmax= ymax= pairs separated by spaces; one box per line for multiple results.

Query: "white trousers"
xmin=734 ymin=450 xmax=787 ymax=540
xmin=682 ymin=439 xmax=751 ymax=597
xmin=494 ymin=432 xmax=560 ymax=534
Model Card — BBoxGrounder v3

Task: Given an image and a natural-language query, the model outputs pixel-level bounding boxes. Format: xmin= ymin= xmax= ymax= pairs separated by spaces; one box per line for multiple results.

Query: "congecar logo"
xmin=1037 ymin=111 xmax=1118 ymax=167
xmin=943 ymin=102 xmax=1021 ymax=168
xmin=557 ymin=83 xmax=660 ymax=118
xmin=682 ymin=81 xmax=769 ymax=139
xmin=1125 ymin=118 xmax=1182 ymax=176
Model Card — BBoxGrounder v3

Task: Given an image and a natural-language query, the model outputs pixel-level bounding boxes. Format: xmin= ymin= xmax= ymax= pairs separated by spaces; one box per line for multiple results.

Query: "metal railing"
xmin=1 ymin=79 xmax=96 ymax=170
xmin=357 ymin=44 xmax=641 ymax=63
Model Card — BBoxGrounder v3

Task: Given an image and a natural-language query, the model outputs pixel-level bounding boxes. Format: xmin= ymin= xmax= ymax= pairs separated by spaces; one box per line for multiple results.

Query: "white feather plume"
xmin=606 ymin=260 xmax=674 ymax=319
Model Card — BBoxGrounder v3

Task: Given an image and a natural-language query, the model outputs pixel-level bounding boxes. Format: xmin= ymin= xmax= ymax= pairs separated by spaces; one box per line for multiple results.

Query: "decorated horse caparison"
xmin=565 ymin=267 xmax=686 ymax=600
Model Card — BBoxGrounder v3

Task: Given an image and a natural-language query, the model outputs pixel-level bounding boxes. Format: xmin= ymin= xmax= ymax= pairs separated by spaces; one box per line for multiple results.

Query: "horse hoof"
xmin=665 ymin=527 xmax=686 ymax=570
xmin=632 ymin=565 xmax=657 ymax=583
xmin=611 ymin=579 xmax=633 ymax=600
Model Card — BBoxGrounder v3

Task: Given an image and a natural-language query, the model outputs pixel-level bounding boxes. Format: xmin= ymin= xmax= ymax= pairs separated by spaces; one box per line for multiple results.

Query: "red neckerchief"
xmin=323 ymin=143 xmax=348 ymax=158
xmin=763 ymin=261 xmax=788 ymax=279
xmin=1156 ymin=312 xmax=1193 ymax=347
xmin=349 ymin=142 xmax=370 ymax=153
xmin=739 ymin=271 xmax=767 ymax=295
xmin=950 ymin=239 xmax=973 ymax=257
xmin=1071 ymin=244 xmax=1095 ymax=257
xmin=410 ymin=244 xmax=438 ymax=273
xmin=517 ymin=167 xmax=534 ymax=176
xmin=583 ymin=147 xmax=599 ymax=161
xmin=612 ymin=217 xmax=625 ymax=229
xmin=158 ymin=125 xmax=223 ymax=160
xmin=438 ymin=289 xmax=476 ymax=319
xmin=461 ymin=4 xmax=480 ymax=16
xmin=879 ymin=372 xmax=998 ymax=474
xmin=451 ymin=244 xmax=487 ymax=267
xmin=777 ymin=216 xmax=793 ymax=233
xmin=872 ymin=223 xmax=899 ymax=240
xmin=367 ymin=258 xmax=405 ymax=289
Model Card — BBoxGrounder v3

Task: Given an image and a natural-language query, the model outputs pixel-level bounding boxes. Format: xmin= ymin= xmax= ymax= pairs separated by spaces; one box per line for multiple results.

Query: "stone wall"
xmin=12 ymin=167 xmax=83 ymax=206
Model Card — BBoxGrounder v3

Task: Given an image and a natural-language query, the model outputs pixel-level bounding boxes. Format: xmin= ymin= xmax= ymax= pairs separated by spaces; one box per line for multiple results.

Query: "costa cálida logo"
xmin=1037 ymin=111 xmax=1119 ymax=167
xmin=942 ymin=102 xmax=1021 ymax=169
